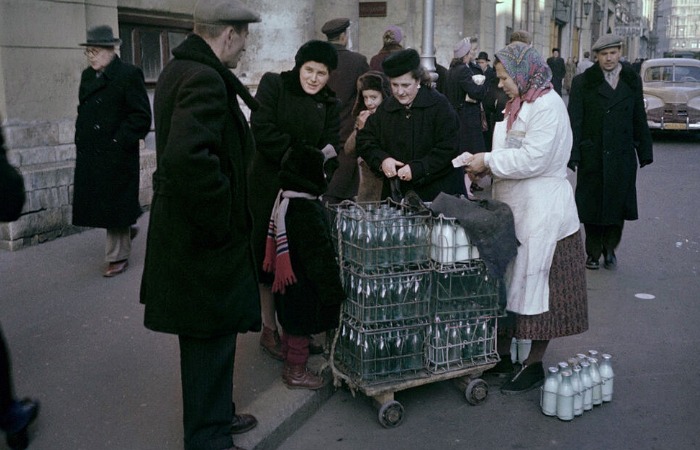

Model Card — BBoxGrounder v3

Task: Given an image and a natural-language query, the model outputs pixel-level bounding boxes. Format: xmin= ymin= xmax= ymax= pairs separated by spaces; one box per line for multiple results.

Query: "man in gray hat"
xmin=140 ymin=1 xmax=262 ymax=448
xmin=73 ymin=25 xmax=151 ymax=277
xmin=321 ymin=18 xmax=369 ymax=204
xmin=567 ymin=34 xmax=653 ymax=271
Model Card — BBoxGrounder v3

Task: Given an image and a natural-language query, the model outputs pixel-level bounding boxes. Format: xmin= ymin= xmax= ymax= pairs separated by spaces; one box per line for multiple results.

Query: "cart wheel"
xmin=378 ymin=400 xmax=405 ymax=428
xmin=464 ymin=378 xmax=489 ymax=405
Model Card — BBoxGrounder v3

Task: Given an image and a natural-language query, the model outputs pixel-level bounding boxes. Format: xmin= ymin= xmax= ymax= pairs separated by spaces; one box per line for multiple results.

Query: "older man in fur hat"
xmin=567 ymin=34 xmax=653 ymax=272
xmin=73 ymin=25 xmax=151 ymax=277
xmin=139 ymin=1 xmax=263 ymax=448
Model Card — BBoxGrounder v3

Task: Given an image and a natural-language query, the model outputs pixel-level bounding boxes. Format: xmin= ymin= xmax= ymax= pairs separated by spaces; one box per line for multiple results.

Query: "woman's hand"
xmin=381 ymin=157 xmax=405 ymax=178
xmin=397 ymin=165 xmax=412 ymax=181
xmin=465 ymin=153 xmax=489 ymax=177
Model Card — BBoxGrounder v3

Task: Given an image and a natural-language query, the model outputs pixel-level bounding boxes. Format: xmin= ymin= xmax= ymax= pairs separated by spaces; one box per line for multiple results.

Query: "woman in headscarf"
xmin=465 ymin=42 xmax=588 ymax=394
xmin=249 ymin=40 xmax=340 ymax=381
xmin=369 ymin=25 xmax=404 ymax=72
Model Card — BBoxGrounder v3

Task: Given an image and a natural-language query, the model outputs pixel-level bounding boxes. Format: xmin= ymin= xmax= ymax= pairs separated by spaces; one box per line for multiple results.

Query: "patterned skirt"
xmin=513 ymin=230 xmax=589 ymax=340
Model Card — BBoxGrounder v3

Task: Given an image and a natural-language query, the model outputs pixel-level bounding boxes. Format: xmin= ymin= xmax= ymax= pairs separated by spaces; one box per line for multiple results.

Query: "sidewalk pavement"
xmin=0 ymin=212 xmax=331 ymax=450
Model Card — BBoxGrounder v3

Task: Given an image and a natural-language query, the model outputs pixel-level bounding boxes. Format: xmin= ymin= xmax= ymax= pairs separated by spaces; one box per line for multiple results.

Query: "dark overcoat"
xmin=248 ymin=70 xmax=340 ymax=275
xmin=356 ymin=86 xmax=465 ymax=201
xmin=73 ymin=55 xmax=151 ymax=228
xmin=568 ymin=63 xmax=653 ymax=224
xmin=325 ymin=44 xmax=369 ymax=201
xmin=443 ymin=61 xmax=487 ymax=153
xmin=140 ymin=34 xmax=260 ymax=338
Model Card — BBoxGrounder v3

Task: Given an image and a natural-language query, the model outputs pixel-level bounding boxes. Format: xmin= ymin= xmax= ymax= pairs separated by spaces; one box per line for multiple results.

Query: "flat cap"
xmin=382 ymin=48 xmax=421 ymax=78
xmin=592 ymin=34 xmax=623 ymax=52
xmin=321 ymin=18 xmax=350 ymax=37
xmin=194 ymin=0 xmax=261 ymax=25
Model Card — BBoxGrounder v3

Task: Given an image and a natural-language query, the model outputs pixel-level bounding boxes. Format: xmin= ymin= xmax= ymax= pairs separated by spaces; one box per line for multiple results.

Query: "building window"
xmin=118 ymin=13 xmax=192 ymax=84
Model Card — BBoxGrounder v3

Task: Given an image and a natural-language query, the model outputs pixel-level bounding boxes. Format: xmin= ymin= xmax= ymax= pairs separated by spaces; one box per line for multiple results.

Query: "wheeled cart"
xmin=327 ymin=200 xmax=502 ymax=427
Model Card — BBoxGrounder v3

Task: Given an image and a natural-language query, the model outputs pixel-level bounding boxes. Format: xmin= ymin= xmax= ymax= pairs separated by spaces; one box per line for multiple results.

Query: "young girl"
xmin=344 ymin=71 xmax=392 ymax=202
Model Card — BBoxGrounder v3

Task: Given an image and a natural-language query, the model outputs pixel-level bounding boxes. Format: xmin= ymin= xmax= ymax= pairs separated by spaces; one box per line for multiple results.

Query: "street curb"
xmin=235 ymin=357 xmax=336 ymax=450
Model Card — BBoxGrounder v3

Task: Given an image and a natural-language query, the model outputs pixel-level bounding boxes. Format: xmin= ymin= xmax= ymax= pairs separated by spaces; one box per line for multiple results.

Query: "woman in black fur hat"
xmin=249 ymin=40 xmax=341 ymax=372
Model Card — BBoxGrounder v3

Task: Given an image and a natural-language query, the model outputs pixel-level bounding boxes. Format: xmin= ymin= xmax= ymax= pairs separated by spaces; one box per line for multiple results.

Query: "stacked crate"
xmin=329 ymin=202 xmax=500 ymax=384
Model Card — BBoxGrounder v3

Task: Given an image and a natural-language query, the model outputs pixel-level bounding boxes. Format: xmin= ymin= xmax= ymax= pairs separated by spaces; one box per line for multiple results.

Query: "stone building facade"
xmin=1 ymin=0 xmax=614 ymax=250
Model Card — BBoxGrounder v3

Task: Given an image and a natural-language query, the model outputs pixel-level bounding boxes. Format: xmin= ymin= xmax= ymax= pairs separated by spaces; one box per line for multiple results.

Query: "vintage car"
xmin=641 ymin=58 xmax=700 ymax=131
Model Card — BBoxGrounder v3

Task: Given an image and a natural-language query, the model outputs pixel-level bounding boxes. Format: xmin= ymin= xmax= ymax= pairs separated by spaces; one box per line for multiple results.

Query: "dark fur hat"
xmin=382 ymin=48 xmax=421 ymax=78
xmin=279 ymin=143 xmax=327 ymax=196
xmin=352 ymin=71 xmax=392 ymax=117
xmin=294 ymin=40 xmax=338 ymax=71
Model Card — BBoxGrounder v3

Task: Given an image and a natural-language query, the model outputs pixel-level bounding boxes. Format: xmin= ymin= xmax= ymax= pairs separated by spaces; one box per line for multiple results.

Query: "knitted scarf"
xmin=263 ymin=190 xmax=319 ymax=294
xmin=495 ymin=42 xmax=553 ymax=131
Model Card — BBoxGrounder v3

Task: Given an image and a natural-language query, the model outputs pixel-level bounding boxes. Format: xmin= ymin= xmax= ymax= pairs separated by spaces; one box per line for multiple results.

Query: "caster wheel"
xmin=378 ymin=400 xmax=404 ymax=428
xmin=465 ymin=378 xmax=489 ymax=405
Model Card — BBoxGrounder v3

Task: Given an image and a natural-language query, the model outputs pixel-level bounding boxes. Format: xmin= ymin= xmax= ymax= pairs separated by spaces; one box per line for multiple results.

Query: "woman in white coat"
xmin=466 ymin=42 xmax=588 ymax=394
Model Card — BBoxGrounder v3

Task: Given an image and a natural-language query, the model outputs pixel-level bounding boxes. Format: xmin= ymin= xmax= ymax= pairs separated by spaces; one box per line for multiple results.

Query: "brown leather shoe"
xmin=230 ymin=413 xmax=257 ymax=434
xmin=103 ymin=260 xmax=128 ymax=277
xmin=260 ymin=326 xmax=283 ymax=361
xmin=282 ymin=363 xmax=324 ymax=390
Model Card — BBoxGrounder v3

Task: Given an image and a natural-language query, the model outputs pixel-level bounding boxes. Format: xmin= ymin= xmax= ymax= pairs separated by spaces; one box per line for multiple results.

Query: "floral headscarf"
xmin=495 ymin=42 xmax=553 ymax=131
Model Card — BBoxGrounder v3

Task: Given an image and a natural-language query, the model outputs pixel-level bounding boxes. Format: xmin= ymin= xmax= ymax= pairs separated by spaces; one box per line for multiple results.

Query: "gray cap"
xmin=194 ymin=0 xmax=261 ymax=25
xmin=592 ymin=34 xmax=623 ymax=52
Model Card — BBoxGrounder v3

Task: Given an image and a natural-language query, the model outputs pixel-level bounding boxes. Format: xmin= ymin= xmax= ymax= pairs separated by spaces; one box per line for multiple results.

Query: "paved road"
xmin=276 ymin=134 xmax=700 ymax=449
xmin=1 ymin=133 xmax=699 ymax=449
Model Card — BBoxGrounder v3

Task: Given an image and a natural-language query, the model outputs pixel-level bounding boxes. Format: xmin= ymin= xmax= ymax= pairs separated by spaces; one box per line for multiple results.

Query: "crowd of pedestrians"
xmin=0 ymin=0 xmax=654 ymax=447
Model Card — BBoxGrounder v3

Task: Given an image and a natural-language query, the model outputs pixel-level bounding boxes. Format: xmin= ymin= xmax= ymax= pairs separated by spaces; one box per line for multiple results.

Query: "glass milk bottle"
xmin=599 ymin=353 xmax=614 ymax=402
xmin=579 ymin=360 xmax=593 ymax=411
xmin=588 ymin=357 xmax=603 ymax=406
xmin=541 ymin=367 xmax=559 ymax=416
xmin=571 ymin=365 xmax=584 ymax=416
xmin=556 ymin=370 xmax=575 ymax=421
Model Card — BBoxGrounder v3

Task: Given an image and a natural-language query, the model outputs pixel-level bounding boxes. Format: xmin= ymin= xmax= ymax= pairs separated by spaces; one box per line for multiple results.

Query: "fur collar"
xmin=582 ymin=62 xmax=640 ymax=91
xmin=172 ymin=34 xmax=259 ymax=111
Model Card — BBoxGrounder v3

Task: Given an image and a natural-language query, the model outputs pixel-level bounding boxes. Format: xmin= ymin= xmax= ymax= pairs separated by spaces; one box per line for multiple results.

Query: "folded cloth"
xmin=430 ymin=192 xmax=519 ymax=279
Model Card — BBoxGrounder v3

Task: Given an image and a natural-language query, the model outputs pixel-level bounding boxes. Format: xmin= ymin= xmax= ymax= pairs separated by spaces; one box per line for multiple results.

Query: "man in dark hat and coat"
xmin=547 ymin=48 xmax=566 ymax=95
xmin=567 ymin=34 xmax=653 ymax=271
xmin=73 ymin=25 xmax=151 ymax=277
xmin=139 ymin=0 xmax=262 ymax=448
xmin=320 ymin=17 xmax=369 ymax=204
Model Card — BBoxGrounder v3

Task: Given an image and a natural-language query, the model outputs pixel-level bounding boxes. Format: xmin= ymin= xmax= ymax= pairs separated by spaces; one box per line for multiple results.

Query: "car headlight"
xmin=643 ymin=95 xmax=664 ymax=111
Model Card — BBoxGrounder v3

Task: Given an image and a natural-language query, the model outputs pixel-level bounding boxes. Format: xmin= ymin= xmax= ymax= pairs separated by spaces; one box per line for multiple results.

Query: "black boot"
xmin=1 ymin=398 xmax=39 ymax=450
xmin=500 ymin=362 xmax=545 ymax=395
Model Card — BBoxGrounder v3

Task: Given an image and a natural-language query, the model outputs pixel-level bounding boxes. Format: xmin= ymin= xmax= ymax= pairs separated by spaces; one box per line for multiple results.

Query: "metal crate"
xmin=334 ymin=316 xmax=428 ymax=382
xmin=341 ymin=265 xmax=431 ymax=325
xmin=425 ymin=317 xmax=498 ymax=373
xmin=327 ymin=200 xmax=432 ymax=274
xmin=431 ymin=260 xmax=500 ymax=319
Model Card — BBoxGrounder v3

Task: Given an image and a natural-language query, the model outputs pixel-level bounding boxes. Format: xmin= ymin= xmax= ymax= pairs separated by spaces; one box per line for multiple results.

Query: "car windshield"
xmin=643 ymin=64 xmax=700 ymax=82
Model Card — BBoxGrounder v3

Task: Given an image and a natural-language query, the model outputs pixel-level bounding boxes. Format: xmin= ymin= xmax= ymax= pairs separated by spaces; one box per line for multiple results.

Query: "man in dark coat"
xmin=73 ymin=25 xmax=151 ymax=277
xmin=321 ymin=18 xmax=369 ymax=203
xmin=547 ymin=48 xmax=566 ymax=95
xmin=139 ymin=1 xmax=262 ymax=448
xmin=568 ymin=34 xmax=653 ymax=271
